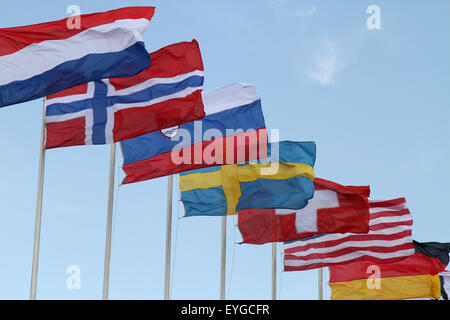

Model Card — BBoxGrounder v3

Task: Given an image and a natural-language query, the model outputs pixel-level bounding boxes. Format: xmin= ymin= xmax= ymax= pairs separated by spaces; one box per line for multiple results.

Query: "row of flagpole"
xmin=102 ymin=142 xmax=116 ymax=299
xmin=29 ymin=98 xmax=47 ymax=300
xmin=29 ymin=97 xmax=324 ymax=300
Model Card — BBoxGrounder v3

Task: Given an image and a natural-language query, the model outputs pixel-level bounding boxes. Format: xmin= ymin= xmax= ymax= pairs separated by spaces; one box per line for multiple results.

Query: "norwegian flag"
xmin=44 ymin=40 xmax=205 ymax=149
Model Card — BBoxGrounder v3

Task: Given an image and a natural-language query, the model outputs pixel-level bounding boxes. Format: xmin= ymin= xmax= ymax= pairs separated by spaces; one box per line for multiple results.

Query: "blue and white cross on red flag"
xmin=44 ymin=40 xmax=205 ymax=149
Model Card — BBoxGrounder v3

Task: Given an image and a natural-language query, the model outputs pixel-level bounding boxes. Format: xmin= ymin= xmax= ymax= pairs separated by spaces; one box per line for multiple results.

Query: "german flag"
xmin=329 ymin=240 xmax=450 ymax=300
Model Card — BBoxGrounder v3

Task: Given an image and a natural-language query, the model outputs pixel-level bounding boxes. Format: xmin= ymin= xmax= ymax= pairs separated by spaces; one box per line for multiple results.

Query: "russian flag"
xmin=120 ymin=83 xmax=268 ymax=184
xmin=45 ymin=40 xmax=205 ymax=149
xmin=0 ymin=7 xmax=155 ymax=108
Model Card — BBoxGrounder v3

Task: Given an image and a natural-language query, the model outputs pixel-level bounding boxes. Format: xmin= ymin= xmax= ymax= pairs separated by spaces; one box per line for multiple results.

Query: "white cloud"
xmin=295 ymin=6 xmax=317 ymax=17
xmin=307 ymin=39 xmax=344 ymax=85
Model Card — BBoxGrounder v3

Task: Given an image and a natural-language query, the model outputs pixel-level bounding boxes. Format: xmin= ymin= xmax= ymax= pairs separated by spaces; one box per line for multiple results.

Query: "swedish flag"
xmin=179 ymin=141 xmax=316 ymax=217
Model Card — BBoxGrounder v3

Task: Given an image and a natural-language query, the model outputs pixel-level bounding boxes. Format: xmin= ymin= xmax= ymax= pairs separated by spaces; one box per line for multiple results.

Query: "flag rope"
xmin=226 ymin=216 xmax=237 ymax=299
xmin=170 ymin=175 xmax=182 ymax=299
xmin=30 ymin=97 xmax=47 ymax=300
xmin=278 ymin=242 xmax=283 ymax=299
xmin=111 ymin=159 xmax=122 ymax=248
xmin=102 ymin=143 xmax=116 ymax=300
xmin=163 ymin=175 xmax=173 ymax=299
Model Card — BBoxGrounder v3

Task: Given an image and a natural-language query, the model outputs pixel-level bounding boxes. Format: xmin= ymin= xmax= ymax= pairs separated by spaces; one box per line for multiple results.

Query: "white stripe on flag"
xmin=286 ymin=237 xmax=414 ymax=258
xmin=45 ymin=109 xmax=91 ymax=123
xmin=111 ymin=85 xmax=202 ymax=112
xmin=46 ymin=82 xmax=96 ymax=105
xmin=369 ymin=214 xmax=412 ymax=226
xmin=283 ymin=225 xmax=412 ymax=250
xmin=111 ymin=70 xmax=205 ymax=97
xmin=202 ymin=82 xmax=260 ymax=116
xmin=284 ymin=249 xmax=415 ymax=268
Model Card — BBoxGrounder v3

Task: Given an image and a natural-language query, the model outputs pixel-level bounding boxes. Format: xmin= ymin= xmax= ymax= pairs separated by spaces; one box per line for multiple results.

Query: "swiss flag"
xmin=237 ymin=178 xmax=371 ymax=244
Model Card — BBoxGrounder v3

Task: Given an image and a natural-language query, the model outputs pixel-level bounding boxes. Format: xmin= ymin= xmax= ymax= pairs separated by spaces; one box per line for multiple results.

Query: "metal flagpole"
xmin=164 ymin=175 xmax=173 ymax=300
xmin=220 ymin=216 xmax=227 ymax=300
xmin=30 ymin=97 xmax=47 ymax=300
xmin=272 ymin=242 xmax=277 ymax=300
xmin=318 ymin=268 xmax=324 ymax=300
xmin=102 ymin=142 xmax=116 ymax=300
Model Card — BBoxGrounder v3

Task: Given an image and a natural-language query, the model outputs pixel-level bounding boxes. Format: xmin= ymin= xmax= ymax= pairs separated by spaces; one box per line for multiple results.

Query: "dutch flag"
xmin=0 ymin=7 xmax=155 ymax=108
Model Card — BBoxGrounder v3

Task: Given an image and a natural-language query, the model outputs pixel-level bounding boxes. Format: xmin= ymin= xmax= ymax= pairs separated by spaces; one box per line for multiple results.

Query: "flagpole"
xmin=102 ymin=142 xmax=116 ymax=300
xmin=318 ymin=268 xmax=323 ymax=300
xmin=164 ymin=175 xmax=173 ymax=300
xmin=272 ymin=242 xmax=277 ymax=300
xmin=30 ymin=97 xmax=47 ymax=300
xmin=220 ymin=215 xmax=227 ymax=300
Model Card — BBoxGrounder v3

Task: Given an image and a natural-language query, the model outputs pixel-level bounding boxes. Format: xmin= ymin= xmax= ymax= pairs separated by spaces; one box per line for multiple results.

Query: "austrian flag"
xmin=45 ymin=40 xmax=205 ymax=149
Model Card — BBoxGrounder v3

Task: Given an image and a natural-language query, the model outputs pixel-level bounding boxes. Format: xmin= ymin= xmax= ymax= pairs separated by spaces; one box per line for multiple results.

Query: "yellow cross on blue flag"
xmin=179 ymin=141 xmax=316 ymax=217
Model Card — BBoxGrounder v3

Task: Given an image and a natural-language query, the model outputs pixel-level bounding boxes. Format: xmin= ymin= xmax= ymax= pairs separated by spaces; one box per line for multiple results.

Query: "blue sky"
xmin=0 ymin=0 xmax=449 ymax=300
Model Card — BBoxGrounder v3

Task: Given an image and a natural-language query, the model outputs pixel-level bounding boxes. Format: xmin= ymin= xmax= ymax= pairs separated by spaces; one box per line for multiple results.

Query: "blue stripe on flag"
xmin=91 ymin=81 xmax=108 ymax=144
xmin=121 ymin=100 xmax=265 ymax=165
xmin=112 ymin=75 xmax=204 ymax=105
xmin=0 ymin=42 xmax=150 ymax=108
xmin=182 ymin=186 xmax=227 ymax=217
xmin=284 ymin=233 xmax=329 ymax=244
xmin=269 ymin=141 xmax=316 ymax=167
xmin=236 ymin=176 xmax=314 ymax=211
xmin=46 ymin=75 xmax=204 ymax=116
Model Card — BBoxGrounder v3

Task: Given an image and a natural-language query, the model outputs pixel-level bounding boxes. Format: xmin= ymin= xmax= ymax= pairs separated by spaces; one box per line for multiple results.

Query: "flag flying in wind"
xmin=412 ymin=240 xmax=450 ymax=266
xmin=180 ymin=141 xmax=316 ymax=217
xmin=0 ymin=7 xmax=155 ymax=108
xmin=237 ymin=178 xmax=370 ymax=244
xmin=440 ymin=271 xmax=450 ymax=300
xmin=45 ymin=40 xmax=205 ymax=149
xmin=283 ymin=198 xmax=415 ymax=271
xmin=120 ymin=83 xmax=267 ymax=183
xmin=328 ymin=240 xmax=450 ymax=300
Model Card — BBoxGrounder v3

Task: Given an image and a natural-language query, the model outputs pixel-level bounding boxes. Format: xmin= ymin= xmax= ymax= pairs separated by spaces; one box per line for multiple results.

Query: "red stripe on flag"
xmin=122 ymin=128 xmax=268 ymax=184
xmin=369 ymin=198 xmax=406 ymax=208
xmin=283 ymin=230 xmax=413 ymax=254
xmin=329 ymin=253 xmax=447 ymax=283
xmin=314 ymin=178 xmax=370 ymax=198
xmin=284 ymin=255 xmax=415 ymax=272
xmin=110 ymin=40 xmax=204 ymax=91
xmin=285 ymin=242 xmax=415 ymax=262
xmin=0 ymin=7 xmax=155 ymax=56
xmin=112 ymin=90 xmax=205 ymax=142
xmin=369 ymin=208 xmax=411 ymax=220
xmin=47 ymin=83 xmax=88 ymax=100
xmin=369 ymin=220 xmax=413 ymax=231
xmin=45 ymin=117 xmax=86 ymax=149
